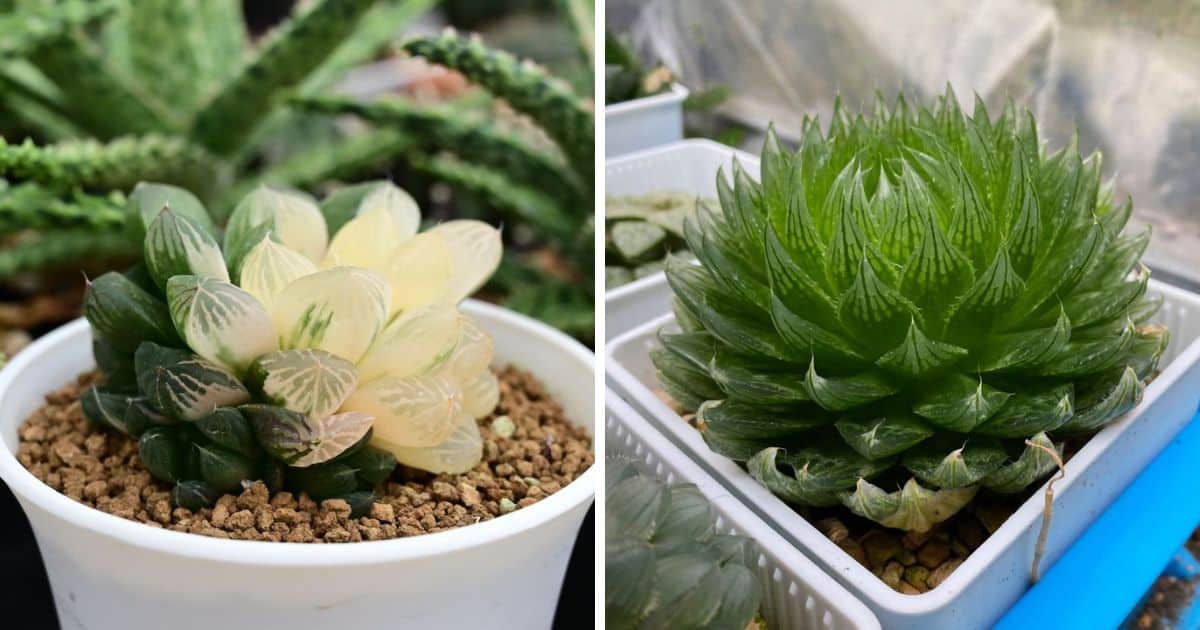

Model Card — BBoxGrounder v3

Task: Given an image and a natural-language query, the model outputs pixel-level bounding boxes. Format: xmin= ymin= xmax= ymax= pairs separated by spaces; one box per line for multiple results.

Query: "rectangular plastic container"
xmin=605 ymin=83 xmax=689 ymax=157
xmin=606 ymin=280 xmax=1200 ymax=629
xmin=606 ymin=390 xmax=881 ymax=630
xmin=604 ymin=140 xmax=760 ymax=340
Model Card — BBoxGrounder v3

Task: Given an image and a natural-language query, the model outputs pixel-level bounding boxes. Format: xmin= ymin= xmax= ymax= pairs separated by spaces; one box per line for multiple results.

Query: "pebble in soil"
xmin=17 ymin=367 xmax=593 ymax=543
xmin=810 ymin=497 xmax=1024 ymax=594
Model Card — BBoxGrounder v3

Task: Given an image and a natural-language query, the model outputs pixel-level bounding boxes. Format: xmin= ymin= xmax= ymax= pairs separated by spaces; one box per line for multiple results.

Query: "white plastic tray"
xmin=606 ymin=390 xmax=881 ymax=630
xmin=604 ymin=140 xmax=760 ymax=340
xmin=605 ymin=83 xmax=689 ymax=157
xmin=606 ymin=280 xmax=1200 ymax=629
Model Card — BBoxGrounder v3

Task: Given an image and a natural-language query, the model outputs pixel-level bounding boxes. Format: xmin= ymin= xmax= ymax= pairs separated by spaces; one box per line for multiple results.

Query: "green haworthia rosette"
xmin=605 ymin=459 xmax=762 ymax=630
xmin=657 ymin=91 xmax=1168 ymax=532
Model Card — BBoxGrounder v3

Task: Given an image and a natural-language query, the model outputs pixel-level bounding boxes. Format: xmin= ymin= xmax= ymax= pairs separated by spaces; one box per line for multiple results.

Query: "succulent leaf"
xmin=238 ymin=235 xmax=318 ymax=311
xmin=428 ymin=220 xmax=502 ymax=304
xmin=225 ymin=186 xmax=328 ymax=277
xmin=144 ymin=207 xmax=229 ymax=289
xmin=656 ymin=91 xmax=1164 ymax=531
xmin=139 ymin=352 xmax=251 ymax=421
xmin=242 ymin=403 xmax=372 ymax=467
xmin=270 ymin=266 xmax=389 ymax=364
xmin=342 ymin=374 xmax=463 ymax=448
xmin=381 ymin=231 xmax=453 ymax=315
xmin=84 ymin=271 xmax=182 ymax=352
xmin=842 ymin=478 xmax=977 ymax=533
xmin=381 ymin=410 xmax=482 ymax=474
xmin=166 ymin=275 xmax=278 ymax=375
xmin=126 ymin=182 xmax=215 ymax=242
xmin=246 ymin=348 xmax=358 ymax=420
xmin=356 ymin=303 xmax=462 ymax=383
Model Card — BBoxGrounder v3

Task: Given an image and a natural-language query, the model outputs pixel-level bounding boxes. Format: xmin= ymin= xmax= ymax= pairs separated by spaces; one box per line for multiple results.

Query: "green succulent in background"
xmin=83 ymin=181 xmax=503 ymax=510
xmin=605 ymin=458 xmax=764 ymax=630
xmin=654 ymin=88 xmax=1167 ymax=533
xmin=604 ymin=30 xmax=672 ymax=105
xmin=295 ymin=26 xmax=596 ymax=339
xmin=605 ymin=192 xmax=698 ymax=289
xmin=0 ymin=0 xmax=434 ymax=277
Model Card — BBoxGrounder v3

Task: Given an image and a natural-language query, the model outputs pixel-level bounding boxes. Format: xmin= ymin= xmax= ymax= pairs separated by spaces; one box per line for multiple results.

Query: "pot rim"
xmin=0 ymin=299 xmax=596 ymax=567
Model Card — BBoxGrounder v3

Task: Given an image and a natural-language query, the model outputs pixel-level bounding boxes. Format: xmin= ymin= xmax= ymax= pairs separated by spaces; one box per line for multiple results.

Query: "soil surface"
xmin=807 ymin=496 xmax=1022 ymax=594
xmin=17 ymin=367 xmax=592 ymax=543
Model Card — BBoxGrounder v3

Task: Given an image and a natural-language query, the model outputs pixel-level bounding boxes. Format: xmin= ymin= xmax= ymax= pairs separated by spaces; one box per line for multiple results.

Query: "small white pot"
xmin=605 ymin=83 xmax=689 ymax=157
xmin=607 ymin=280 xmax=1200 ymax=629
xmin=0 ymin=300 xmax=595 ymax=630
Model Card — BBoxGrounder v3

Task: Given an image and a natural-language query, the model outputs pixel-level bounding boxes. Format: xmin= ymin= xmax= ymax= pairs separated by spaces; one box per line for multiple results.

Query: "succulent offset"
xmin=605 ymin=459 xmax=763 ymax=629
xmin=655 ymin=90 xmax=1168 ymax=532
xmin=83 ymin=181 xmax=502 ymax=510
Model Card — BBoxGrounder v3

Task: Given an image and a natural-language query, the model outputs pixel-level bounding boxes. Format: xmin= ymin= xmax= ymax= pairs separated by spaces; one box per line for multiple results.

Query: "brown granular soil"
xmin=16 ymin=366 xmax=593 ymax=543
xmin=1131 ymin=574 xmax=1198 ymax=629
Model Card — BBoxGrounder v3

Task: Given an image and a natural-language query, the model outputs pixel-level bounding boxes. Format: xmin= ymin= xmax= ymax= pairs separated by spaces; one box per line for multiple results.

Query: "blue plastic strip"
xmin=995 ymin=412 xmax=1200 ymax=630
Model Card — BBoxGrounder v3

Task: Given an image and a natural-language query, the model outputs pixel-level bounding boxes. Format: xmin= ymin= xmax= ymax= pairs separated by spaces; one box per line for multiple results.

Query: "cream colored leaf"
xmin=429 ymin=220 xmax=502 ymax=303
xmin=166 ymin=276 xmax=277 ymax=375
xmin=382 ymin=231 xmax=453 ymax=315
xmin=322 ymin=203 xmax=397 ymax=271
xmin=356 ymin=303 xmax=463 ymax=383
xmin=447 ymin=315 xmax=493 ymax=380
xmin=343 ymin=373 xmax=462 ymax=448
xmin=461 ymin=370 xmax=500 ymax=419
xmin=239 ymin=236 xmax=318 ymax=310
xmin=228 ymin=186 xmax=328 ymax=266
xmin=271 ymin=267 xmax=390 ymax=363
xmin=247 ymin=349 xmax=358 ymax=419
xmin=379 ymin=411 xmax=483 ymax=474
xmin=359 ymin=182 xmax=420 ymax=241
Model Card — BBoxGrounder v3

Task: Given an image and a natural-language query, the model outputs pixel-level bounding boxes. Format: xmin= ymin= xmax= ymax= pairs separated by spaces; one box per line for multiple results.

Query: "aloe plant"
xmin=294 ymin=27 xmax=595 ymax=338
xmin=606 ymin=458 xmax=763 ymax=630
xmin=655 ymin=89 xmax=1167 ymax=532
xmin=0 ymin=0 xmax=434 ymax=276
xmin=83 ymin=180 xmax=502 ymax=509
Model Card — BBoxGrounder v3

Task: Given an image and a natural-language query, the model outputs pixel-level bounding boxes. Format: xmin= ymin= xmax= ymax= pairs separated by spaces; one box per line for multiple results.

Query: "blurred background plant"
xmin=0 ymin=0 xmax=596 ymax=350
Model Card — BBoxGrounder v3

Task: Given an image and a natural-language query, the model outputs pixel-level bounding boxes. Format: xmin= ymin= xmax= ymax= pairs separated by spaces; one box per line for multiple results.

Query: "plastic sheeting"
xmin=609 ymin=0 xmax=1200 ymax=282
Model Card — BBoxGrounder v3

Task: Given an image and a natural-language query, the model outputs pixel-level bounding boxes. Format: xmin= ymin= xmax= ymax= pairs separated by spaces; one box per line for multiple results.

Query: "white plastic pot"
xmin=607 ymin=390 xmax=881 ymax=630
xmin=0 ymin=300 xmax=595 ymax=630
xmin=607 ymin=280 xmax=1200 ymax=629
xmin=605 ymin=140 xmax=759 ymax=340
xmin=605 ymin=83 xmax=689 ymax=157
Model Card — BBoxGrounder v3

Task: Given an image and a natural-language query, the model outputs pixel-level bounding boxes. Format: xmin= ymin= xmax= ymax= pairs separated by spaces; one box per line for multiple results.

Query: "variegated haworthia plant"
xmin=655 ymin=89 xmax=1168 ymax=533
xmin=83 ymin=180 xmax=502 ymax=510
